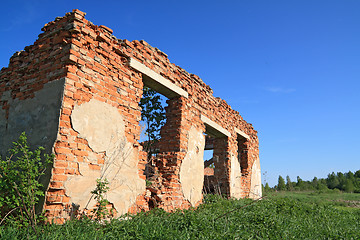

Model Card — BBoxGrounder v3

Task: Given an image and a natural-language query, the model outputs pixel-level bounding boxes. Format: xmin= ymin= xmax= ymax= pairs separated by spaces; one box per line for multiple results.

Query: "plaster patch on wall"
xmin=230 ymin=154 xmax=242 ymax=199
xmin=64 ymin=162 xmax=101 ymax=208
xmin=180 ymin=126 xmax=205 ymax=206
xmin=66 ymin=99 xmax=145 ymax=215
xmin=249 ymin=158 xmax=262 ymax=199
xmin=71 ymin=99 xmax=125 ymax=153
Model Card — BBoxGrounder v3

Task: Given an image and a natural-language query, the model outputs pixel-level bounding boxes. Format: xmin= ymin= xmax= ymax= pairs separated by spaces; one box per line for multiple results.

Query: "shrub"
xmin=0 ymin=133 xmax=53 ymax=228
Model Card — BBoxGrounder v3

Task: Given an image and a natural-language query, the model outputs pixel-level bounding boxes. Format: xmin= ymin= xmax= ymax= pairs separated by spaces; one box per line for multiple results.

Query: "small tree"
xmin=139 ymin=86 xmax=166 ymax=157
xmin=286 ymin=175 xmax=293 ymax=191
xmin=0 ymin=133 xmax=53 ymax=228
xmin=312 ymin=177 xmax=319 ymax=189
xmin=264 ymin=183 xmax=271 ymax=192
xmin=277 ymin=175 xmax=286 ymax=191
xmin=327 ymin=172 xmax=340 ymax=189
xmin=337 ymin=172 xmax=346 ymax=191
xmin=91 ymin=178 xmax=112 ymax=221
xmin=296 ymin=176 xmax=306 ymax=190
xmin=354 ymin=170 xmax=360 ymax=179
xmin=344 ymin=179 xmax=354 ymax=193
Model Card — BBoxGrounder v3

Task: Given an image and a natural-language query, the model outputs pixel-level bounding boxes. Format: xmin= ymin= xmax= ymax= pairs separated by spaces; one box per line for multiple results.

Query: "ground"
xmin=1 ymin=190 xmax=359 ymax=239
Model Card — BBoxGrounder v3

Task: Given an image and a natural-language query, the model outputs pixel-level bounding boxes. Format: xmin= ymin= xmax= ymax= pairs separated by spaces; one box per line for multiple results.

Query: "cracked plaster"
xmin=65 ymin=99 xmax=145 ymax=215
xmin=180 ymin=126 xmax=205 ymax=206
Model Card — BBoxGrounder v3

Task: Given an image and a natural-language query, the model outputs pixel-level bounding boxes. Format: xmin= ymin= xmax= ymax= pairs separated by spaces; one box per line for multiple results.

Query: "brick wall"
xmin=0 ymin=9 xmax=260 ymax=223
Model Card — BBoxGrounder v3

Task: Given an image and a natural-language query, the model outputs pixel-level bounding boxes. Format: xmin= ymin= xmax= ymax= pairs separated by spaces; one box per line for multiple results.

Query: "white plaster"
xmin=71 ymin=99 xmax=125 ymax=153
xmin=200 ymin=115 xmax=231 ymax=137
xmin=249 ymin=158 xmax=262 ymax=199
xmin=180 ymin=126 xmax=205 ymax=206
xmin=235 ymin=128 xmax=250 ymax=139
xmin=230 ymin=154 xmax=242 ymax=199
xmin=129 ymin=58 xmax=188 ymax=98
xmin=67 ymin=99 xmax=145 ymax=215
xmin=64 ymin=162 xmax=101 ymax=208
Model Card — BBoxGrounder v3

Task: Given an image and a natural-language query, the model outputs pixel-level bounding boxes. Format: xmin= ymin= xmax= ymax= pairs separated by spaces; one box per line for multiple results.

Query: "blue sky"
xmin=1 ymin=1 xmax=359 ymax=187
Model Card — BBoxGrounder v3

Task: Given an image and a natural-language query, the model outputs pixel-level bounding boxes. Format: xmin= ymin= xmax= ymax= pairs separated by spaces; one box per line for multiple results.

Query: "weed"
xmin=90 ymin=178 xmax=113 ymax=221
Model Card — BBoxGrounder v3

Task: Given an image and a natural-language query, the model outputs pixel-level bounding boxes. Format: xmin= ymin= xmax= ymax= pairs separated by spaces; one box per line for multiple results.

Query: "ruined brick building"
xmin=0 ymin=10 xmax=261 ymax=223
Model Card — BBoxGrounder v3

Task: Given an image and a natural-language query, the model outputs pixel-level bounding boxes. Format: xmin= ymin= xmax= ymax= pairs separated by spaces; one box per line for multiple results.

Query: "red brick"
xmin=73 ymin=150 xmax=88 ymax=156
xmin=52 ymin=174 xmax=67 ymax=181
xmin=55 ymin=161 xmax=68 ymax=168
xmin=54 ymin=147 xmax=72 ymax=154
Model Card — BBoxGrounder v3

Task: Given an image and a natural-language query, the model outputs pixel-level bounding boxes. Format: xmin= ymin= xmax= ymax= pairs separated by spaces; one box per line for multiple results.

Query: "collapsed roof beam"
xmin=129 ymin=58 xmax=188 ymax=99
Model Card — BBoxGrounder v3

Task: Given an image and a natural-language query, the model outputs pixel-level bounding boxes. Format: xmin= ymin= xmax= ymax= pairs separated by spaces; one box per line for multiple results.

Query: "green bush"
xmin=0 ymin=133 xmax=53 ymax=228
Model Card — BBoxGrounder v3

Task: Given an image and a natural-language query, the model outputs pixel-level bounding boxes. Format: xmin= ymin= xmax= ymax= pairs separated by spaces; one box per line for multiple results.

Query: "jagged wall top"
xmin=1 ymin=9 xmax=257 ymax=135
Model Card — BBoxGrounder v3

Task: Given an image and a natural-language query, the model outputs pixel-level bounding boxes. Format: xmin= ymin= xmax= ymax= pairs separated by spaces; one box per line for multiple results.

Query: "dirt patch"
xmin=334 ymin=200 xmax=360 ymax=208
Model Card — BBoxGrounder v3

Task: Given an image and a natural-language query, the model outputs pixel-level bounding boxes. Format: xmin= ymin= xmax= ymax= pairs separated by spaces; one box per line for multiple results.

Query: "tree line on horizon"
xmin=264 ymin=170 xmax=360 ymax=193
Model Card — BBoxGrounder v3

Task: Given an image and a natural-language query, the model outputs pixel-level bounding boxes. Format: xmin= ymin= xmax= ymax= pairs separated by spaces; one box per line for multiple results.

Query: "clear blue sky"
xmin=1 ymin=1 xmax=359 ymax=187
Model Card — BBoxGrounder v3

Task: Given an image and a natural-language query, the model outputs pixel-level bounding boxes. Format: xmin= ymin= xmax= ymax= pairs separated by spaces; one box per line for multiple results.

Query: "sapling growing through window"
xmin=139 ymin=86 xmax=166 ymax=158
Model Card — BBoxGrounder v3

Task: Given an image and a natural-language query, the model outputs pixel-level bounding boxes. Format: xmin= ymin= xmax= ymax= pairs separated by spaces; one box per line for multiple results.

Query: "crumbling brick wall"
xmin=0 ymin=9 xmax=261 ymax=223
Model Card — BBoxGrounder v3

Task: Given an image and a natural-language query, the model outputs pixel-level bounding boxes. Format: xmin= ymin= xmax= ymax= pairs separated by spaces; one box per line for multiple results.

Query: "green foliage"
xmin=277 ymin=175 xmax=286 ymax=191
xmin=271 ymin=170 xmax=360 ymax=193
xmin=208 ymin=162 xmax=215 ymax=169
xmin=264 ymin=182 xmax=272 ymax=192
xmin=139 ymin=86 xmax=166 ymax=155
xmin=0 ymin=132 xmax=53 ymax=228
xmin=345 ymin=179 xmax=355 ymax=193
xmin=286 ymin=175 xmax=293 ymax=191
xmin=90 ymin=178 xmax=112 ymax=221
xmin=145 ymin=179 xmax=153 ymax=187
xmin=327 ymin=172 xmax=340 ymax=189
xmin=0 ymin=192 xmax=359 ymax=239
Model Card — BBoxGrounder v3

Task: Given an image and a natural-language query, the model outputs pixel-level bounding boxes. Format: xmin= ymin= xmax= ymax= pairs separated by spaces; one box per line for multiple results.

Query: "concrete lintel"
xmin=201 ymin=115 xmax=231 ymax=137
xmin=235 ymin=128 xmax=250 ymax=139
xmin=129 ymin=58 xmax=188 ymax=99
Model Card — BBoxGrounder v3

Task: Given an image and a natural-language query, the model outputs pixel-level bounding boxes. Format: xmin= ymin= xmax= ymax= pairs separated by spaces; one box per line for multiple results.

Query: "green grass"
xmin=1 ymin=192 xmax=359 ymax=239
xmin=269 ymin=190 xmax=360 ymax=208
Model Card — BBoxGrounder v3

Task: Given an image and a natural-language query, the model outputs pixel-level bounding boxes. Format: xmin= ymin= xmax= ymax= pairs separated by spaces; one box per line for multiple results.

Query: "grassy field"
xmin=1 ymin=191 xmax=359 ymax=239
xmin=269 ymin=190 xmax=360 ymax=209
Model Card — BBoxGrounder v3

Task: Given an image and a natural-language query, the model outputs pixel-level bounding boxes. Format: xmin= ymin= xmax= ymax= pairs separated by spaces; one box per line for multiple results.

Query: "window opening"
xmin=139 ymin=86 xmax=168 ymax=192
